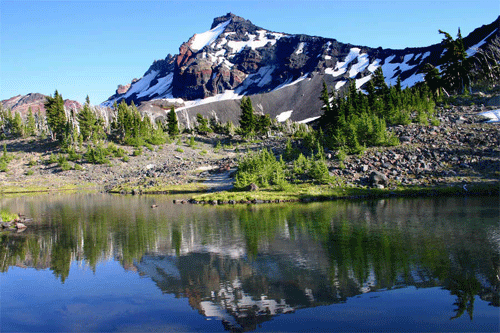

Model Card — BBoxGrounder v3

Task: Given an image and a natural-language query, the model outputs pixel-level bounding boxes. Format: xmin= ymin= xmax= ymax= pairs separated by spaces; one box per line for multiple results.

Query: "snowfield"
xmin=190 ymin=19 xmax=231 ymax=52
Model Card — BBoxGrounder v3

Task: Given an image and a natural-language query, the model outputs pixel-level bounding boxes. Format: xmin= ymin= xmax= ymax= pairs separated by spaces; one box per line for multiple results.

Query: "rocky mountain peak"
xmin=210 ymin=12 xmax=263 ymax=35
xmin=102 ymin=14 xmax=500 ymax=127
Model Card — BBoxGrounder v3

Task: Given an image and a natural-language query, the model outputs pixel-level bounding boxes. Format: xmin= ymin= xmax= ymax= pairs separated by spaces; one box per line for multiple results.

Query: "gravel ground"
xmin=0 ymin=105 xmax=498 ymax=193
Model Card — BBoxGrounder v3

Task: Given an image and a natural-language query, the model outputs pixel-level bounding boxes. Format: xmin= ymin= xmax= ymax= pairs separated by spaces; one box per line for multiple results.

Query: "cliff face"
xmin=102 ymin=13 xmax=500 ymax=124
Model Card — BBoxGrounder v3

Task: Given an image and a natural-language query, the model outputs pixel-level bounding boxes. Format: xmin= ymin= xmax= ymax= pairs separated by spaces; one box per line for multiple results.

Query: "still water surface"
xmin=1 ymin=194 xmax=499 ymax=332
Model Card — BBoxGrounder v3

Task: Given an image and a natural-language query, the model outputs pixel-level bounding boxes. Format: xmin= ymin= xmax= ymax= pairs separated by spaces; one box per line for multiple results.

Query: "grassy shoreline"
xmin=188 ymin=181 xmax=499 ymax=204
xmin=2 ymin=178 xmax=497 ymax=204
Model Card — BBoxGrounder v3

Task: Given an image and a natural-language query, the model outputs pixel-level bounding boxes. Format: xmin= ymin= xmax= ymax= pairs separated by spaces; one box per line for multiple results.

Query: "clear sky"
xmin=1 ymin=0 xmax=498 ymax=105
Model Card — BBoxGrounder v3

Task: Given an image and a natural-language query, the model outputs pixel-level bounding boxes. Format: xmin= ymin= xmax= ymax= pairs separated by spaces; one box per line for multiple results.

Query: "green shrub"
xmin=175 ymin=147 xmax=184 ymax=153
xmin=214 ymin=141 xmax=222 ymax=152
xmin=113 ymin=147 xmax=126 ymax=158
xmin=66 ymin=146 xmax=82 ymax=161
xmin=292 ymin=153 xmax=309 ymax=176
xmin=123 ymin=156 xmax=130 ymax=162
xmin=309 ymin=158 xmax=331 ymax=184
xmin=47 ymin=153 xmax=58 ymax=164
xmin=199 ymin=150 xmax=207 ymax=156
xmin=132 ymin=147 xmax=143 ymax=156
xmin=234 ymin=149 xmax=286 ymax=189
xmin=73 ymin=163 xmax=83 ymax=171
xmin=60 ymin=160 xmax=72 ymax=171
xmin=28 ymin=159 xmax=37 ymax=167
xmin=188 ymin=136 xmax=196 ymax=148
xmin=86 ymin=144 xmax=110 ymax=164
xmin=26 ymin=169 xmax=34 ymax=176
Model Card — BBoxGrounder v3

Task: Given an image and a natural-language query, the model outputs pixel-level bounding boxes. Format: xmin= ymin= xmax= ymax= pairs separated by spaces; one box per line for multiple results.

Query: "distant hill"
xmin=1 ymin=93 xmax=82 ymax=117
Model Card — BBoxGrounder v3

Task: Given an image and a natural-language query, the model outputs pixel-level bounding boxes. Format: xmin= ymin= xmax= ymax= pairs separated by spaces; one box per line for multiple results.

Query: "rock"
xmin=400 ymin=136 xmax=412 ymax=143
xmin=247 ymin=183 xmax=259 ymax=191
xmin=2 ymin=222 xmax=13 ymax=228
xmin=14 ymin=222 xmax=27 ymax=229
xmin=368 ymin=170 xmax=389 ymax=187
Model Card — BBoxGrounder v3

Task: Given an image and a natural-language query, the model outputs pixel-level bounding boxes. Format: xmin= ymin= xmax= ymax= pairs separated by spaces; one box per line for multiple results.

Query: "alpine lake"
xmin=1 ymin=193 xmax=499 ymax=332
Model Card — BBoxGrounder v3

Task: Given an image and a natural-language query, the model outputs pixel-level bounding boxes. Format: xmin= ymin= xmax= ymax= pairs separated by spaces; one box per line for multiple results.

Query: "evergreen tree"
xmin=26 ymin=107 xmax=36 ymax=137
xmin=195 ymin=113 xmax=211 ymax=134
xmin=423 ymin=63 xmax=443 ymax=98
xmin=439 ymin=29 xmax=470 ymax=94
xmin=167 ymin=106 xmax=179 ymax=136
xmin=256 ymin=114 xmax=271 ymax=134
xmin=77 ymin=96 xmax=97 ymax=141
xmin=11 ymin=111 xmax=24 ymax=137
xmin=239 ymin=96 xmax=255 ymax=134
xmin=372 ymin=67 xmax=389 ymax=96
xmin=44 ymin=90 xmax=67 ymax=142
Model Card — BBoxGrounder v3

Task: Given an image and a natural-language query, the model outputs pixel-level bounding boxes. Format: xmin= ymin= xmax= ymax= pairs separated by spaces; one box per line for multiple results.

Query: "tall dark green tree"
xmin=44 ymin=90 xmax=67 ymax=142
xmin=423 ymin=63 xmax=443 ymax=98
xmin=239 ymin=96 xmax=255 ymax=134
xmin=77 ymin=96 xmax=98 ymax=141
xmin=167 ymin=106 xmax=179 ymax=136
xmin=439 ymin=29 xmax=470 ymax=94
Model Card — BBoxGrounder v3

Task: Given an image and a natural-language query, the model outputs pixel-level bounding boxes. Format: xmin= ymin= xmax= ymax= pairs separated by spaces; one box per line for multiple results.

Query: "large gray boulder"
xmin=369 ymin=170 xmax=389 ymax=188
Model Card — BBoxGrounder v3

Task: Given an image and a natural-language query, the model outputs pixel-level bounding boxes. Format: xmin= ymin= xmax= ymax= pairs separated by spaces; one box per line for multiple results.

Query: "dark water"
xmin=1 ymin=194 xmax=499 ymax=332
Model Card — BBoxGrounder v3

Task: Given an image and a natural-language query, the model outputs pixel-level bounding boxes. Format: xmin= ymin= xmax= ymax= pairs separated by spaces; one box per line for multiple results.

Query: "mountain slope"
xmin=102 ymin=13 xmax=500 ymax=126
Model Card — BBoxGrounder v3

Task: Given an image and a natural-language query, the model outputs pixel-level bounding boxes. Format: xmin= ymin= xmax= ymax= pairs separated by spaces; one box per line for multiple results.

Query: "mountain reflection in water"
xmin=1 ymin=194 xmax=499 ymax=332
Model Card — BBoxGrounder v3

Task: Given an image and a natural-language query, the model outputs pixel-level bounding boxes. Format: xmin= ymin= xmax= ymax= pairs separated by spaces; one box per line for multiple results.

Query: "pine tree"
xmin=372 ymin=67 xmax=389 ymax=96
xmin=239 ymin=96 xmax=255 ymax=134
xmin=12 ymin=112 xmax=24 ymax=137
xmin=44 ymin=90 xmax=67 ymax=142
xmin=167 ymin=106 xmax=179 ymax=136
xmin=423 ymin=63 xmax=443 ymax=98
xmin=77 ymin=96 xmax=97 ymax=141
xmin=26 ymin=107 xmax=36 ymax=137
xmin=439 ymin=29 xmax=470 ymax=94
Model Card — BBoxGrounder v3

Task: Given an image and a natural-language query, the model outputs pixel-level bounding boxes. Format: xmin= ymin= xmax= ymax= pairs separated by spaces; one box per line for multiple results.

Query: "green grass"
xmin=0 ymin=209 xmax=18 ymax=222
xmin=191 ymin=181 xmax=499 ymax=204
xmin=108 ymin=182 xmax=208 ymax=194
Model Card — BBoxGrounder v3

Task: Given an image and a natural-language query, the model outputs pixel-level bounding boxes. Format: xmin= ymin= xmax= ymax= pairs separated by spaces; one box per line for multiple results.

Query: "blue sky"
xmin=1 ymin=0 xmax=498 ymax=105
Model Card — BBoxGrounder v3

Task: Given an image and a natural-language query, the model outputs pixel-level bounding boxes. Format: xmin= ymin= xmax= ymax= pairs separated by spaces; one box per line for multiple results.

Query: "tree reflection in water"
xmin=0 ymin=194 xmax=498 ymax=330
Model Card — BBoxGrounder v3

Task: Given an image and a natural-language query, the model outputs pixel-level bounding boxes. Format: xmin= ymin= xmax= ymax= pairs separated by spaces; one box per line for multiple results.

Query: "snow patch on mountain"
xmin=178 ymin=90 xmax=243 ymax=111
xmin=273 ymin=74 xmax=310 ymax=91
xmin=401 ymin=73 xmax=425 ymax=88
xmin=349 ymin=52 xmax=369 ymax=78
xmin=295 ymin=42 xmax=306 ymax=54
xmin=466 ymin=28 xmax=498 ymax=56
xmin=124 ymin=70 xmax=158 ymax=99
xmin=379 ymin=54 xmax=417 ymax=86
xmin=356 ymin=75 xmax=372 ymax=89
xmin=190 ymin=19 xmax=231 ymax=52
xmin=226 ymin=30 xmax=286 ymax=53
xmin=137 ymin=73 xmax=174 ymax=98
xmin=325 ymin=47 xmax=363 ymax=77
xmin=298 ymin=116 xmax=321 ymax=124
xmin=276 ymin=110 xmax=293 ymax=122
xmin=335 ymin=80 xmax=346 ymax=90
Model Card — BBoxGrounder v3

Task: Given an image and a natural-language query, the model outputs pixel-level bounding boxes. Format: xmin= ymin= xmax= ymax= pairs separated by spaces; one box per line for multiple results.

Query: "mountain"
xmin=103 ymin=13 xmax=500 ymax=126
xmin=1 ymin=93 xmax=82 ymax=117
